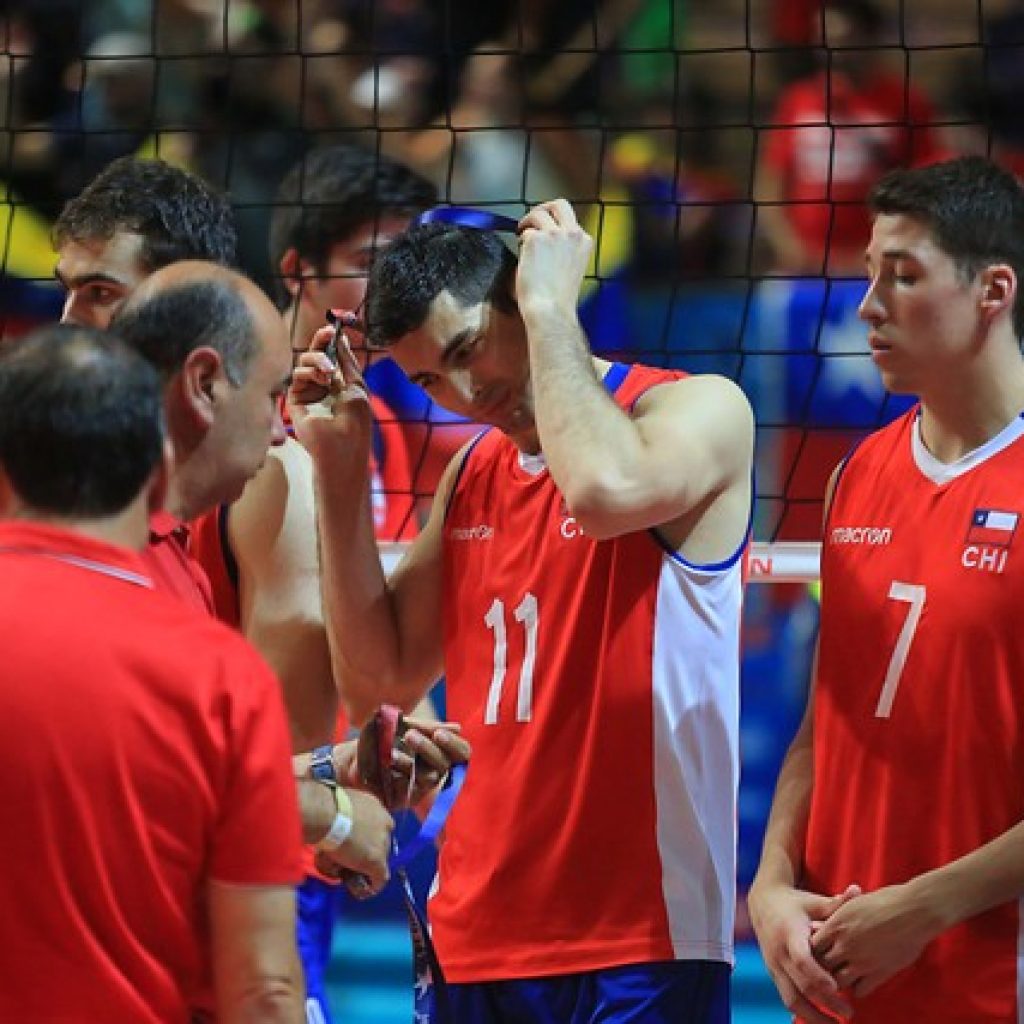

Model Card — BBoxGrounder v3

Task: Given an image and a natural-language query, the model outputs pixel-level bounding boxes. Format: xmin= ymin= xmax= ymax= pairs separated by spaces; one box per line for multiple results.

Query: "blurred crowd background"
xmin=1 ymin=0 xmax=1018 ymax=540
xmin=0 ymin=7 xmax=1017 ymax=1016
xmin=0 ymin=0 xmax=1016 ymax=279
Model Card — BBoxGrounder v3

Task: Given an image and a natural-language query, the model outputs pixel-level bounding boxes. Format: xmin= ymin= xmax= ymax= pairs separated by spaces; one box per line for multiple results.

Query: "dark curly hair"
xmin=53 ymin=156 xmax=237 ymax=271
xmin=365 ymin=223 xmax=517 ymax=347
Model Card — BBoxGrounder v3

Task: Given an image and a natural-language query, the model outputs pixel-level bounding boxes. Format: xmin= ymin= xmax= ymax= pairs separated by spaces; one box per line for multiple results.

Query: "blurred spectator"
xmin=332 ymin=0 xmax=647 ymax=204
xmin=401 ymin=46 xmax=566 ymax=212
xmin=0 ymin=5 xmax=71 ymax=337
xmin=609 ymin=122 xmax=749 ymax=284
xmin=755 ymin=0 xmax=945 ymax=276
xmin=766 ymin=0 xmax=821 ymax=83
xmin=50 ymin=32 xmax=158 ymax=200
xmin=962 ymin=0 xmax=1024 ymax=178
xmin=185 ymin=6 xmax=311 ymax=289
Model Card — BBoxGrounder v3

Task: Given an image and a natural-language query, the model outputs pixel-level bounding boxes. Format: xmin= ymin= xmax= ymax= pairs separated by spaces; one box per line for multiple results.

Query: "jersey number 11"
xmin=483 ymin=593 xmax=539 ymax=725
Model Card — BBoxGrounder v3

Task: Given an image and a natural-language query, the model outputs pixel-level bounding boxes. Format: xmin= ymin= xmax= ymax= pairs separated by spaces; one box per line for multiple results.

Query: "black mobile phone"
xmin=324 ymin=308 xmax=361 ymax=365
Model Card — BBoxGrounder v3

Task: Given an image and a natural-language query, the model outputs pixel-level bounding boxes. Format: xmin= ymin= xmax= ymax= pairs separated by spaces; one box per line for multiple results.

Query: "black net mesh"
xmin=0 ymin=0 xmax=1008 ymax=544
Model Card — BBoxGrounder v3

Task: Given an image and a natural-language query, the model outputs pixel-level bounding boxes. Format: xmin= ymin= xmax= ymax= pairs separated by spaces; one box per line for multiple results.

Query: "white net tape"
xmin=379 ymin=540 xmax=821 ymax=583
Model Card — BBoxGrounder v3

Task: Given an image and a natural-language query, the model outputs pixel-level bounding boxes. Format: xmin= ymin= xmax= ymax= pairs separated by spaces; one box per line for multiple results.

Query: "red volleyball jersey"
xmin=189 ymin=504 xmax=239 ymax=627
xmin=368 ymin=393 xmax=419 ymax=543
xmin=806 ymin=408 xmax=1024 ymax=1022
xmin=430 ymin=363 xmax=746 ymax=982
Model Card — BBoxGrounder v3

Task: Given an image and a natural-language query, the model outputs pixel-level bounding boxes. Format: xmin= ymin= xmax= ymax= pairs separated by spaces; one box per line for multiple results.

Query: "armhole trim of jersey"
xmin=822 ymin=447 xmax=859 ymax=535
xmin=649 ymin=468 xmax=756 ymax=573
xmin=218 ymin=502 xmax=240 ymax=595
xmin=443 ymin=429 xmax=490 ymax=523
xmin=602 ymin=361 xmax=630 ymax=395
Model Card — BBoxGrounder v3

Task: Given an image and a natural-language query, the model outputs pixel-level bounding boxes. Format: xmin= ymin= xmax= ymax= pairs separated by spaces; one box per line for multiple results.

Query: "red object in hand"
xmin=357 ymin=704 xmax=406 ymax=809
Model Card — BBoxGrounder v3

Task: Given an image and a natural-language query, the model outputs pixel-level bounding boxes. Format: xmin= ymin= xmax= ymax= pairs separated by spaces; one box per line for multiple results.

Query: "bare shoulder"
xmin=640 ymin=376 xmax=754 ymax=558
xmin=637 ymin=373 xmax=753 ymax=431
xmin=636 ymin=373 xmax=754 ymax=481
xmin=230 ymin=436 xmax=316 ymax=567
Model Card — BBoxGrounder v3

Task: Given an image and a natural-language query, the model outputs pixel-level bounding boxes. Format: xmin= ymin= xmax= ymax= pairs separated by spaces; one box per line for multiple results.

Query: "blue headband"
xmin=413 ymin=207 xmax=520 ymax=234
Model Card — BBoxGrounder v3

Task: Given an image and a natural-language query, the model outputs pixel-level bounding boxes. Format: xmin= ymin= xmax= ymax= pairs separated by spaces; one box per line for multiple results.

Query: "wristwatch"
xmin=309 ymin=744 xmax=336 ymax=783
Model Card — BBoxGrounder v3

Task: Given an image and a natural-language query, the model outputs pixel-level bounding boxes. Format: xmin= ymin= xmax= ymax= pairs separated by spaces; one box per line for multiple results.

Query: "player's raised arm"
xmin=515 ymin=199 xmax=754 ymax=547
xmin=288 ymin=328 xmax=448 ymax=725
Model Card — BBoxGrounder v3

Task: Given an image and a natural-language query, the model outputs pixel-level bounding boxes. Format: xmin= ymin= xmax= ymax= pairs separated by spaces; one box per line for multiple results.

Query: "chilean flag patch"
xmin=967 ymin=509 xmax=1019 ymax=548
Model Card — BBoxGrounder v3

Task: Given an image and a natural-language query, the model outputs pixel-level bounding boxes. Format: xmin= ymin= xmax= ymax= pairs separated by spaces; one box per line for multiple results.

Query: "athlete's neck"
xmin=918 ymin=353 xmax=1024 ymax=463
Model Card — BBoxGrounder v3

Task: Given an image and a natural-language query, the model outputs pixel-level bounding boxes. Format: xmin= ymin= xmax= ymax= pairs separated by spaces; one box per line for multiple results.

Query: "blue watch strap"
xmin=309 ymin=744 xmax=336 ymax=782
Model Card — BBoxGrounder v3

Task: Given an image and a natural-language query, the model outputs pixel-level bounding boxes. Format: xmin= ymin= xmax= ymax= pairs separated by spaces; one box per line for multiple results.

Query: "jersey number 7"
xmin=875 ymin=581 xmax=926 ymax=718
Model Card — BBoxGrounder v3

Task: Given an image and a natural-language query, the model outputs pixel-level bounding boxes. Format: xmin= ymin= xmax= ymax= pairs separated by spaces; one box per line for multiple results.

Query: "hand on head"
xmin=514 ymin=199 xmax=594 ymax=317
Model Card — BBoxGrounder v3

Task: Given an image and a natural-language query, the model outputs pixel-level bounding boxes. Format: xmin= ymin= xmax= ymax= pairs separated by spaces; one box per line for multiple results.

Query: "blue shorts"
xmin=444 ymin=960 xmax=731 ymax=1024
xmin=297 ymin=875 xmax=345 ymax=1024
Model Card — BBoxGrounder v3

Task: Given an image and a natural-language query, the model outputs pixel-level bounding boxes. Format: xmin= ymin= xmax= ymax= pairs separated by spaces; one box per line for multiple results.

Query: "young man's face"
xmin=389 ymin=289 xmax=538 ymax=450
xmin=858 ymin=212 xmax=988 ymax=395
xmin=55 ymin=231 xmax=149 ymax=329
xmin=292 ymin=215 xmax=412 ymax=363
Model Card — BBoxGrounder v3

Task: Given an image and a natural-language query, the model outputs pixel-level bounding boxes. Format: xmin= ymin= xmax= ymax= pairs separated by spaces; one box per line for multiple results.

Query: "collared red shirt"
xmin=144 ymin=509 xmax=215 ymax=616
xmin=0 ymin=519 xmax=303 ymax=1022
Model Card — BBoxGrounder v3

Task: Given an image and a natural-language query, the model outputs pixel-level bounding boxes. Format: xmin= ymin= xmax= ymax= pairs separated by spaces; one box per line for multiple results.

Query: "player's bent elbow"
xmin=224 ymin=977 xmax=303 ymax=1024
xmin=337 ymin=666 xmax=418 ymax=727
xmin=337 ymin=677 xmax=387 ymax=729
xmin=339 ymin=693 xmax=379 ymax=730
xmin=558 ymin=475 xmax=628 ymax=536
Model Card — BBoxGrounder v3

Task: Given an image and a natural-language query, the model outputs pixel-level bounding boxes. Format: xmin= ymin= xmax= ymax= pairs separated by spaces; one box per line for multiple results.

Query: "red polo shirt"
xmin=0 ymin=521 xmax=303 ymax=1022
xmin=143 ymin=509 xmax=215 ymax=615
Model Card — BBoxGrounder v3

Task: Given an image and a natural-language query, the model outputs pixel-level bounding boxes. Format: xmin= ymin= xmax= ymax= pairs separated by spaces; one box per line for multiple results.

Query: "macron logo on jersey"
xmin=966 ymin=509 xmax=1018 ymax=548
xmin=449 ymin=524 xmax=494 ymax=542
xmin=830 ymin=525 xmax=892 ymax=546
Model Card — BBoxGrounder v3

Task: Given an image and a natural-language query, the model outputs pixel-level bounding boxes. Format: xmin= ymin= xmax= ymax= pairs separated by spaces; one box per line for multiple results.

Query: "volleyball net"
xmin=0 ymin=0 xmax=1007 ymax=583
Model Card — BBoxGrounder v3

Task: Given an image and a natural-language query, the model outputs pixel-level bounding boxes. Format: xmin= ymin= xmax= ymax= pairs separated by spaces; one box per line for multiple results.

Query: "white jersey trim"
xmin=651 ymin=553 xmax=741 ymax=966
xmin=911 ymin=410 xmax=1024 ymax=486
xmin=0 ymin=547 xmax=153 ymax=588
